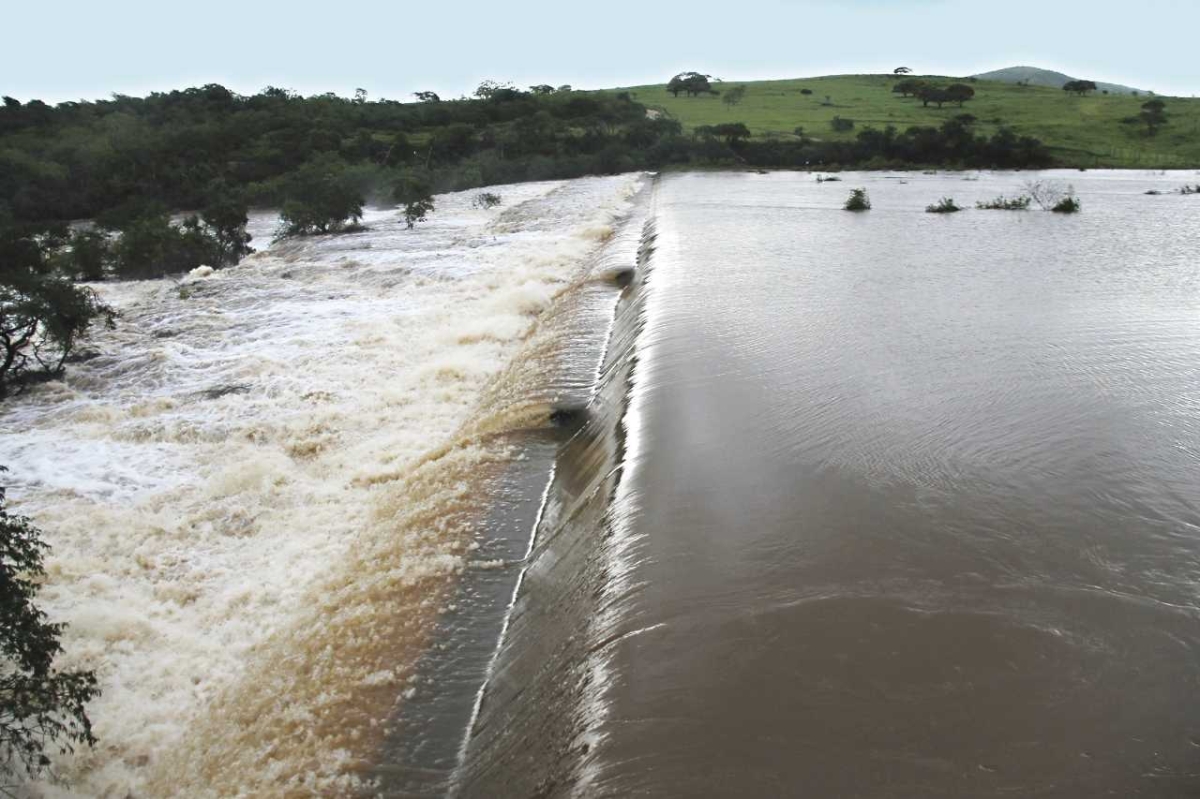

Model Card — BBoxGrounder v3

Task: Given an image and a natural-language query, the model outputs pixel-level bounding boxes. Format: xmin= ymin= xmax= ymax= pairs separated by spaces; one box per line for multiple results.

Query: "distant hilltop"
xmin=972 ymin=66 xmax=1147 ymax=96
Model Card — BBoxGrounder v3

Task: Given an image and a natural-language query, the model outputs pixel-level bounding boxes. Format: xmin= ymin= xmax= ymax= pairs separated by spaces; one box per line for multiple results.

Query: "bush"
xmin=58 ymin=230 xmax=111 ymax=281
xmin=110 ymin=214 xmax=224 ymax=279
xmin=830 ymin=116 xmax=855 ymax=132
xmin=1051 ymin=196 xmax=1082 ymax=213
xmin=277 ymin=156 xmax=365 ymax=238
xmin=926 ymin=197 xmax=962 ymax=213
xmin=844 ymin=188 xmax=871 ymax=211
xmin=815 ymin=174 xmax=841 ymax=183
xmin=976 ymin=195 xmax=1032 ymax=210
xmin=799 ymin=88 xmax=813 ymax=96
xmin=472 ymin=192 xmax=502 ymax=209
xmin=394 ymin=174 xmax=435 ymax=229
xmin=1 ymin=467 xmax=100 ymax=782
xmin=1180 ymin=185 xmax=1200 ymax=195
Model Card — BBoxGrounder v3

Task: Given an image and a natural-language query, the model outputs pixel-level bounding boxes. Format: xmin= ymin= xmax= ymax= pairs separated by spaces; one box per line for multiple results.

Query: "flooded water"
xmin=461 ymin=170 xmax=1200 ymax=798
xmin=5 ymin=169 xmax=1200 ymax=797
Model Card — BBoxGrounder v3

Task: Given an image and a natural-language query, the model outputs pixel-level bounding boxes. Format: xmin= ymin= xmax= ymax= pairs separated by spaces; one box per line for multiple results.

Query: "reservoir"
xmin=464 ymin=170 xmax=1200 ymax=798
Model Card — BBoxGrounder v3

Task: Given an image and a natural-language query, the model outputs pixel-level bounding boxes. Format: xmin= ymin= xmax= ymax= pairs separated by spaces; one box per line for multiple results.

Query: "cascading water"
xmin=0 ymin=174 xmax=647 ymax=797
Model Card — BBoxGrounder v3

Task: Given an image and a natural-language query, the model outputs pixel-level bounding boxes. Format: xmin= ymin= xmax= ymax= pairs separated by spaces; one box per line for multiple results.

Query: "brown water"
xmin=461 ymin=170 xmax=1200 ymax=797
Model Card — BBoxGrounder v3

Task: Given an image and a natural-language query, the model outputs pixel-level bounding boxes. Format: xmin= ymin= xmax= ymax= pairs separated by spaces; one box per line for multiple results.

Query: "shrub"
xmin=1 ymin=467 xmax=100 ymax=781
xmin=110 ymin=214 xmax=224 ymax=279
xmin=830 ymin=116 xmax=855 ymax=132
xmin=926 ymin=197 xmax=962 ymax=213
xmin=472 ymin=192 xmax=502 ymax=209
xmin=844 ymin=188 xmax=871 ymax=211
xmin=800 ymin=88 xmax=813 ymax=96
xmin=276 ymin=156 xmax=365 ymax=238
xmin=1180 ymin=185 xmax=1200 ymax=195
xmin=815 ymin=174 xmax=841 ymax=183
xmin=394 ymin=174 xmax=435 ymax=229
xmin=1051 ymin=196 xmax=1082 ymax=213
xmin=976 ymin=196 xmax=1032 ymax=210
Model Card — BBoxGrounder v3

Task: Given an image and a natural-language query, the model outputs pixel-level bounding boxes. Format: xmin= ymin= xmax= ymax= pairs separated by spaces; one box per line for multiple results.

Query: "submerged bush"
xmin=472 ymin=192 xmax=502 ymax=209
xmin=1180 ymin=184 xmax=1200 ymax=195
xmin=1051 ymin=196 xmax=1082 ymax=213
xmin=926 ymin=197 xmax=962 ymax=214
xmin=976 ymin=195 xmax=1032 ymax=210
xmin=276 ymin=156 xmax=365 ymax=238
xmin=394 ymin=175 xmax=435 ymax=230
xmin=844 ymin=188 xmax=871 ymax=211
xmin=815 ymin=174 xmax=842 ymax=183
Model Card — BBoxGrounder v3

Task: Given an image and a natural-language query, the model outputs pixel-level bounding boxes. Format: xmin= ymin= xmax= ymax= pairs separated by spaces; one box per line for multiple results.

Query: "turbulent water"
xmin=0 ymin=175 xmax=645 ymax=796
xmin=6 ymin=169 xmax=1200 ymax=798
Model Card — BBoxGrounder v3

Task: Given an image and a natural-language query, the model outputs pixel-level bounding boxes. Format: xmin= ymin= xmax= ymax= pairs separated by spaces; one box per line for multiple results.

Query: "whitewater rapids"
xmin=0 ymin=174 xmax=645 ymax=797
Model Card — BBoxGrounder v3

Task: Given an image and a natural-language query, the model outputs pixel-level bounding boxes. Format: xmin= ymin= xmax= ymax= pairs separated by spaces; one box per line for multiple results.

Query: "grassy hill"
xmin=607 ymin=74 xmax=1200 ymax=168
xmin=972 ymin=66 xmax=1143 ymax=96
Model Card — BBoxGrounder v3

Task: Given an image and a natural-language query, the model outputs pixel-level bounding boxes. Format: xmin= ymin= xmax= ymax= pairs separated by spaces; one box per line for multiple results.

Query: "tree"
xmin=711 ymin=123 xmax=751 ymax=145
xmin=1 ymin=467 xmax=100 ymax=785
xmin=474 ymin=80 xmax=516 ymax=100
xmin=1062 ymin=80 xmax=1097 ymax=96
xmin=58 ymin=230 xmax=110 ymax=282
xmin=1139 ymin=99 xmax=1168 ymax=136
xmin=201 ymin=189 xmax=254 ymax=267
xmin=892 ymin=79 xmax=925 ymax=98
xmin=944 ymin=84 xmax=975 ymax=107
xmin=394 ymin=175 xmax=435 ymax=229
xmin=109 ymin=214 xmax=223 ymax=279
xmin=918 ymin=86 xmax=951 ymax=108
xmin=413 ymin=91 xmax=440 ymax=102
xmin=1 ymin=218 xmax=115 ymax=397
xmin=353 ymin=88 xmax=368 ymax=104
xmin=276 ymin=156 xmax=365 ymax=238
xmin=722 ymin=85 xmax=747 ymax=107
xmin=830 ymin=116 xmax=855 ymax=132
xmin=799 ymin=88 xmax=814 ymax=96
xmin=894 ymin=66 xmax=913 ymax=75
xmin=667 ymin=72 xmax=717 ymax=98
xmin=529 ymin=84 xmax=555 ymax=95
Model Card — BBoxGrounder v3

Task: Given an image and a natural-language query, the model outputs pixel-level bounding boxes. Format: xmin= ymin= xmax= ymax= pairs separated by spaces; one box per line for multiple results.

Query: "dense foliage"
xmin=1 ymin=468 xmax=99 ymax=785
xmin=0 ymin=217 xmax=115 ymax=397
xmin=0 ymin=81 xmax=1056 ymax=234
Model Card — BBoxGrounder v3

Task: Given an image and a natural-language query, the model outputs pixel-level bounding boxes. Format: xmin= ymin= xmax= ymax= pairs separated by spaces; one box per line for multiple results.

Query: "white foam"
xmin=0 ymin=174 xmax=645 ymax=797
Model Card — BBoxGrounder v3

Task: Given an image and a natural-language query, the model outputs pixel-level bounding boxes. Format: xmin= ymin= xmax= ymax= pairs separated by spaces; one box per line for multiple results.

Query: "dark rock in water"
xmin=152 ymin=328 xmax=179 ymax=339
xmin=549 ymin=405 xmax=587 ymax=428
xmin=609 ymin=267 xmax=635 ymax=288
xmin=199 ymin=383 xmax=251 ymax=400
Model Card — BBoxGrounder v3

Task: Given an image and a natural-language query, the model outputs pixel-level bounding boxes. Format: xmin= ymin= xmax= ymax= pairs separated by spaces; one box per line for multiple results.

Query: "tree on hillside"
xmin=667 ymin=72 xmax=718 ymax=98
xmin=894 ymin=66 xmax=913 ymax=75
xmin=1 ymin=469 xmax=100 ymax=782
xmin=413 ymin=91 xmax=440 ymax=102
xmin=918 ymin=86 xmax=951 ymax=108
xmin=892 ymin=79 xmax=925 ymax=97
xmin=722 ymin=85 xmax=748 ymax=107
xmin=1063 ymin=80 xmax=1098 ymax=96
xmin=1139 ymin=99 xmax=1168 ymax=136
xmin=529 ymin=84 xmax=555 ymax=95
xmin=945 ymin=84 xmax=976 ymax=107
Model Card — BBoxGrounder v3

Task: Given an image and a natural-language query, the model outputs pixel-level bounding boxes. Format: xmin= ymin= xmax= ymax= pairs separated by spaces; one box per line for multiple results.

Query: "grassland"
xmin=607 ymin=74 xmax=1200 ymax=168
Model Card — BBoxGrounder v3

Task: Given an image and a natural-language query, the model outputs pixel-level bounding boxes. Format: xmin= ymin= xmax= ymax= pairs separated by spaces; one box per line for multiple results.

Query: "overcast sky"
xmin=5 ymin=0 xmax=1198 ymax=103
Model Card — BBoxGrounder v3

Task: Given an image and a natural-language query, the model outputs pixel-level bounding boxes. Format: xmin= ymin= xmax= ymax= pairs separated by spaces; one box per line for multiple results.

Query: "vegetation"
xmin=830 ymin=116 xmax=855 ymax=132
xmin=277 ymin=156 xmax=365 ymax=237
xmin=1 ymin=468 xmax=99 ymax=784
xmin=666 ymin=72 xmax=718 ymax=98
xmin=926 ymin=197 xmax=962 ymax=213
xmin=1180 ymin=185 xmax=1200 ymax=195
xmin=722 ymin=85 xmax=747 ymax=107
xmin=393 ymin=175 xmax=435 ymax=229
xmin=844 ymin=188 xmax=871 ymax=211
xmin=608 ymin=73 xmax=1200 ymax=168
xmin=976 ymin=195 xmax=1032 ymax=210
xmin=1063 ymin=80 xmax=1098 ymax=96
xmin=1051 ymin=196 xmax=1082 ymax=213
xmin=1136 ymin=99 xmax=1169 ymax=136
xmin=472 ymin=192 xmax=502 ymax=209
xmin=1 ymin=219 xmax=115 ymax=398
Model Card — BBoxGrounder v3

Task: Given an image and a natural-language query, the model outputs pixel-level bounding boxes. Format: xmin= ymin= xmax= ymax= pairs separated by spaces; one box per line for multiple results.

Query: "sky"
xmin=4 ymin=0 xmax=1198 ymax=103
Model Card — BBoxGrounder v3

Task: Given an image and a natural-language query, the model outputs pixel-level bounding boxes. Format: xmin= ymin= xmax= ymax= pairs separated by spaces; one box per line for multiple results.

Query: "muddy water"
xmin=462 ymin=170 xmax=1200 ymax=797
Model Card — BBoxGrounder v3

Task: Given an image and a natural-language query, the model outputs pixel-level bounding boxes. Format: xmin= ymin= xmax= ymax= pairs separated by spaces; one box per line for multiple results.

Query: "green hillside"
xmin=608 ymin=74 xmax=1200 ymax=168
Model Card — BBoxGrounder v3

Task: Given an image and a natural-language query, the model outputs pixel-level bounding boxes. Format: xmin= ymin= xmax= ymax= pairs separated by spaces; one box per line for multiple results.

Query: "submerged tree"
xmin=1 ymin=468 xmax=100 ymax=784
xmin=1 ymin=218 xmax=115 ymax=397
xmin=394 ymin=175 xmax=435 ymax=230
xmin=844 ymin=188 xmax=871 ymax=211
xmin=277 ymin=156 xmax=365 ymax=238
